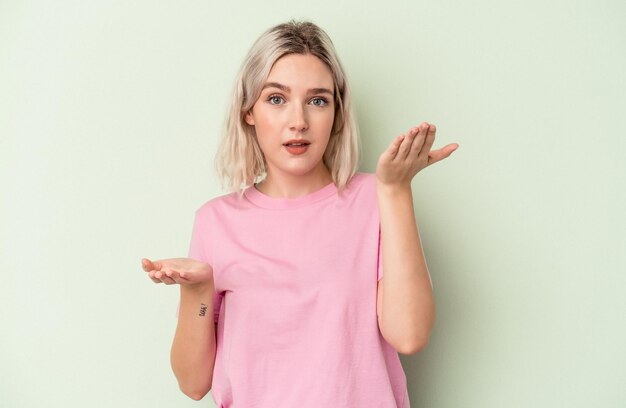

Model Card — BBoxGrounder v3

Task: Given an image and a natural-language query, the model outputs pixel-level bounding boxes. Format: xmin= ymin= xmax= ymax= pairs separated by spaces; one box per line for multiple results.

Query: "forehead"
xmin=265 ymin=54 xmax=334 ymax=90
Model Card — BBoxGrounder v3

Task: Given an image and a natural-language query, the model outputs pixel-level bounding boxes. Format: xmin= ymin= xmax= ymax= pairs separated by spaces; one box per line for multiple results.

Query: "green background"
xmin=1 ymin=1 xmax=624 ymax=407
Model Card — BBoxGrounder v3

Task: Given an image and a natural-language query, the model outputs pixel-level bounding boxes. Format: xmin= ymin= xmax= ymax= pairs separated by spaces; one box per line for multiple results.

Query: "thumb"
xmin=141 ymin=258 xmax=153 ymax=271
xmin=427 ymin=143 xmax=459 ymax=165
xmin=141 ymin=258 xmax=163 ymax=271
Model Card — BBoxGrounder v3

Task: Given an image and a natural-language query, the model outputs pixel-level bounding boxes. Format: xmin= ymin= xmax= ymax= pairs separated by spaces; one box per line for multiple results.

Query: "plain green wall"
xmin=1 ymin=1 xmax=624 ymax=407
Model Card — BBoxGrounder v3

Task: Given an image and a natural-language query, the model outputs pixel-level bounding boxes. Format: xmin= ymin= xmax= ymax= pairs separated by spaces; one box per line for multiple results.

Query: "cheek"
xmin=257 ymin=112 xmax=281 ymax=129
xmin=320 ymin=112 xmax=335 ymax=136
xmin=252 ymin=111 xmax=283 ymax=150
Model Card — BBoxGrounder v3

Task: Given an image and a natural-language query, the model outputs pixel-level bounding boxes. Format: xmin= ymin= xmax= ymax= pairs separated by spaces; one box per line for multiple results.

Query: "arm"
xmin=170 ymin=282 xmax=216 ymax=400
xmin=375 ymin=122 xmax=458 ymax=355
xmin=142 ymin=258 xmax=217 ymax=400
xmin=377 ymin=183 xmax=434 ymax=355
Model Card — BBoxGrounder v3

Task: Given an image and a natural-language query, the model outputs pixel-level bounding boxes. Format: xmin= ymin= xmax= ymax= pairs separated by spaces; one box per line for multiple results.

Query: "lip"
xmin=282 ymin=139 xmax=311 ymax=146
xmin=284 ymin=143 xmax=310 ymax=155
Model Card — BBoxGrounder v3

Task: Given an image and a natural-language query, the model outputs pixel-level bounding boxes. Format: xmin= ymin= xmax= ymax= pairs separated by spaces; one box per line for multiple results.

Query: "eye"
xmin=310 ymin=97 xmax=329 ymax=107
xmin=267 ymin=94 xmax=285 ymax=105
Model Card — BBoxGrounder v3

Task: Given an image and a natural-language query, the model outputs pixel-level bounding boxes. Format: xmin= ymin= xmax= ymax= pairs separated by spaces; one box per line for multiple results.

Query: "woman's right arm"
xmin=171 ymin=282 xmax=216 ymax=400
xmin=142 ymin=258 xmax=216 ymax=400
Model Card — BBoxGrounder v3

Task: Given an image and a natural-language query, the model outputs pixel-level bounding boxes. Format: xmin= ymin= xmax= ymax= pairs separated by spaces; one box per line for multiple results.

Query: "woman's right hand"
xmin=141 ymin=257 xmax=213 ymax=286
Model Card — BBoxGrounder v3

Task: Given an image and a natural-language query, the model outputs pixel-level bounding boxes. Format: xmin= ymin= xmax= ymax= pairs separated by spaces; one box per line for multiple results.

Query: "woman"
xmin=142 ymin=20 xmax=457 ymax=407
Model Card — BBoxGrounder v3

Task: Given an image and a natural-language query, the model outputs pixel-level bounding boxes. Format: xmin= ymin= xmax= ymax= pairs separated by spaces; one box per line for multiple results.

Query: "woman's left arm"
xmin=375 ymin=122 xmax=458 ymax=355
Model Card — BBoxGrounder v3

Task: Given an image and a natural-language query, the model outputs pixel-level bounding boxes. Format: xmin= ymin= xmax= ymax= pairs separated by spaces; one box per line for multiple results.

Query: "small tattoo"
xmin=199 ymin=303 xmax=207 ymax=317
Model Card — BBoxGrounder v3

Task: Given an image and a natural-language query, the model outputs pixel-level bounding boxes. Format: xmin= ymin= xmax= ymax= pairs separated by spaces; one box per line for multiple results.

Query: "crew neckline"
xmin=243 ymin=180 xmax=338 ymax=210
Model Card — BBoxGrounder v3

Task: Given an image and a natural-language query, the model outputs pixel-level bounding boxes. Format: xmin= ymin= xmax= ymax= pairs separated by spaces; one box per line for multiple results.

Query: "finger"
xmin=148 ymin=270 xmax=162 ymax=284
xmin=427 ymin=143 xmax=459 ymax=166
xmin=179 ymin=271 xmax=190 ymax=281
xmin=170 ymin=271 xmax=192 ymax=284
xmin=395 ymin=127 xmax=418 ymax=161
xmin=418 ymin=124 xmax=436 ymax=161
xmin=178 ymin=271 xmax=197 ymax=283
xmin=155 ymin=270 xmax=176 ymax=285
xmin=165 ymin=270 xmax=190 ymax=283
xmin=161 ymin=275 xmax=177 ymax=285
xmin=408 ymin=125 xmax=428 ymax=158
xmin=167 ymin=270 xmax=182 ymax=281
xmin=141 ymin=258 xmax=153 ymax=272
xmin=154 ymin=270 xmax=167 ymax=281
xmin=384 ymin=134 xmax=405 ymax=160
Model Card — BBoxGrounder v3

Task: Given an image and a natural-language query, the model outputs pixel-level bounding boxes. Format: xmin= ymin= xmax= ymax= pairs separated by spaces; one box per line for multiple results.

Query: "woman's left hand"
xmin=376 ymin=122 xmax=459 ymax=188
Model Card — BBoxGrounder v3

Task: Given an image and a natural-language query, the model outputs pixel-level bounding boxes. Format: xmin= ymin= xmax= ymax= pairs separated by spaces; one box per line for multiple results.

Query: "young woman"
xmin=142 ymin=20 xmax=458 ymax=407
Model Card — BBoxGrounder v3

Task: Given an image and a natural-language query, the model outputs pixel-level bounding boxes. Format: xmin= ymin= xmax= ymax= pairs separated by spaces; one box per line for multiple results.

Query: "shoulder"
xmin=343 ymin=171 xmax=377 ymax=195
xmin=333 ymin=172 xmax=378 ymax=210
xmin=193 ymin=190 xmax=249 ymax=219
xmin=349 ymin=171 xmax=374 ymax=184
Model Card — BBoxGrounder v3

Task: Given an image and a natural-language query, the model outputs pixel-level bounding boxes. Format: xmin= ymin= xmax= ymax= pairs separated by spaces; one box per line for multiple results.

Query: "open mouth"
xmin=283 ymin=141 xmax=311 ymax=147
xmin=283 ymin=141 xmax=310 ymax=155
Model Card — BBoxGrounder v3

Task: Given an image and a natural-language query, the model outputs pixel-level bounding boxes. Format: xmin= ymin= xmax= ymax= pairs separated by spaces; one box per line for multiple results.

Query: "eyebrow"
xmin=262 ymin=82 xmax=334 ymax=96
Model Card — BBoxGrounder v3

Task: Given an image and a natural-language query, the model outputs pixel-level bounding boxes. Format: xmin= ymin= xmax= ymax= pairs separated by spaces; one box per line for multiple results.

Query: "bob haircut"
xmin=215 ymin=20 xmax=360 ymax=195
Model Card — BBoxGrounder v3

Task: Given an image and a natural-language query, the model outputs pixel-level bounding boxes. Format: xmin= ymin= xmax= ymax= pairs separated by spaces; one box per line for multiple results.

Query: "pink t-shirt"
xmin=187 ymin=172 xmax=409 ymax=407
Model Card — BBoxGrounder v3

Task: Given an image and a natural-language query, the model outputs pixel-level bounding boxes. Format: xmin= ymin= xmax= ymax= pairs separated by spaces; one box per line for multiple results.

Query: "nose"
xmin=289 ymin=103 xmax=308 ymax=132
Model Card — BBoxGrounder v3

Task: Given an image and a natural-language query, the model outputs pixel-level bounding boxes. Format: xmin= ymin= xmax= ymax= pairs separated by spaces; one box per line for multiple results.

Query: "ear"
xmin=244 ymin=111 xmax=255 ymax=126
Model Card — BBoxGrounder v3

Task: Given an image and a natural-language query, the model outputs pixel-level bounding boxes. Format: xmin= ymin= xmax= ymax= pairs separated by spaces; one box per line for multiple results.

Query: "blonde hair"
xmin=215 ymin=20 xmax=360 ymax=195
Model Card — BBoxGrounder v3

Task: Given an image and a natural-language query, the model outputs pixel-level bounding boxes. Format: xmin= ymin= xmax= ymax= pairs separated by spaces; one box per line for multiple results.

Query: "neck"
xmin=255 ymin=165 xmax=333 ymax=198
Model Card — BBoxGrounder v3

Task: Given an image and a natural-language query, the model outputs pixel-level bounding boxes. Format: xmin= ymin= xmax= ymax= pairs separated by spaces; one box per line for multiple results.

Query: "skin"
xmin=141 ymin=258 xmax=215 ymax=400
xmin=244 ymin=53 xmax=336 ymax=198
xmin=142 ymin=53 xmax=459 ymax=399
xmin=375 ymin=123 xmax=458 ymax=353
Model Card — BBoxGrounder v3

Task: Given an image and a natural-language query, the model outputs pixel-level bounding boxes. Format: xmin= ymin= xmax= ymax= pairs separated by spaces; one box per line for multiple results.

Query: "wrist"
xmin=376 ymin=180 xmax=412 ymax=197
xmin=180 ymin=281 xmax=214 ymax=297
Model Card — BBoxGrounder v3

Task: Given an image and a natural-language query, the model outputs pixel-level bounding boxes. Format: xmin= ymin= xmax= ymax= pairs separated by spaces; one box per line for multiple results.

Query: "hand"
xmin=141 ymin=257 xmax=213 ymax=286
xmin=376 ymin=122 xmax=458 ymax=188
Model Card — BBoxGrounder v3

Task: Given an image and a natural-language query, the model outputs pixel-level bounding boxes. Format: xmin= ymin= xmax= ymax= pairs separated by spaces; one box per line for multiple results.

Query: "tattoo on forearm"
xmin=199 ymin=303 xmax=207 ymax=317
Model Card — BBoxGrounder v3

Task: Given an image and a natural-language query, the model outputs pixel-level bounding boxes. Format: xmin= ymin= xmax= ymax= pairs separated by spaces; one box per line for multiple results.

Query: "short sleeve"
xmin=377 ymin=223 xmax=383 ymax=282
xmin=188 ymin=210 xmax=209 ymax=263
xmin=212 ymin=292 xmax=223 ymax=323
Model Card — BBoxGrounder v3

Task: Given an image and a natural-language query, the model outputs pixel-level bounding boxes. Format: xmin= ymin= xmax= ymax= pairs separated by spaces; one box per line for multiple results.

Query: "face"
xmin=245 ymin=53 xmax=335 ymax=181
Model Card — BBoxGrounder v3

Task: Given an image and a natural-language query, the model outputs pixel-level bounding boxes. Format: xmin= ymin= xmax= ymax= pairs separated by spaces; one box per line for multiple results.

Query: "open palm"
xmin=376 ymin=122 xmax=458 ymax=187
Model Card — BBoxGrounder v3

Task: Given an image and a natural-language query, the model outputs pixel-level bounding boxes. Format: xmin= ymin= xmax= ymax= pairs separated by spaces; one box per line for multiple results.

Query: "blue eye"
xmin=268 ymin=95 xmax=284 ymax=105
xmin=310 ymin=97 xmax=328 ymax=107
